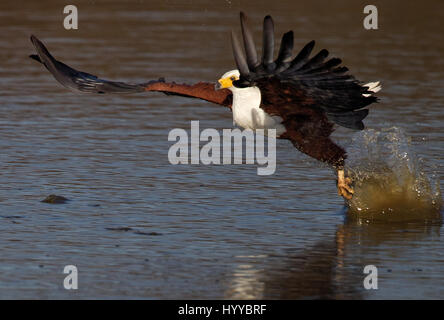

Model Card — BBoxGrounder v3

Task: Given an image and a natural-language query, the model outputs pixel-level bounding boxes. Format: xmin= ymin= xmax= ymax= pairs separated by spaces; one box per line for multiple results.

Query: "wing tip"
xmin=264 ymin=14 xmax=273 ymax=22
xmin=30 ymin=34 xmax=42 ymax=48
xmin=29 ymin=54 xmax=41 ymax=63
xmin=283 ymin=30 xmax=294 ymax=38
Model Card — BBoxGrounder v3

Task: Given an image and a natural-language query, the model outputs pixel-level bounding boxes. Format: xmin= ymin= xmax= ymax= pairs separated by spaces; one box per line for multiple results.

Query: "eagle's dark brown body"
xmin=257 ymin=78 xmax=346 ymax=167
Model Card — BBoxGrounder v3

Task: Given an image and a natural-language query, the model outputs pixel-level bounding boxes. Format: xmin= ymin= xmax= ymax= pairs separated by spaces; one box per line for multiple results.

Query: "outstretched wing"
xmin=231 ymin=12 xmax=380 ymax=130
xmin=29 ymin=35 xmax=232 ymax=107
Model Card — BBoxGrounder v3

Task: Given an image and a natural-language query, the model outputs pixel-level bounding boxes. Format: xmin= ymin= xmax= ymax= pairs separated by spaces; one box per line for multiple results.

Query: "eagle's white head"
xmin=216 ymin=69 xmax=241 ymax=91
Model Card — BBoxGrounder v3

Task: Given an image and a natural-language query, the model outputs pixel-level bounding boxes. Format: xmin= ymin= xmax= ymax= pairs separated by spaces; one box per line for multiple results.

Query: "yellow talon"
xmin=337 ymin=169 xmax=354 ymax=200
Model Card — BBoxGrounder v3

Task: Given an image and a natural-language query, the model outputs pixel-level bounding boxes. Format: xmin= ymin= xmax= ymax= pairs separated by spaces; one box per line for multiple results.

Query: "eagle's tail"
xmin=362 ymin=81 xmax=382 ymax=97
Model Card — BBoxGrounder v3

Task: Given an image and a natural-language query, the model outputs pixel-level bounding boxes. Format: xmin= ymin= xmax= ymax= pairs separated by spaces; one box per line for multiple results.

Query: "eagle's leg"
xmin=337 ymin=169 xmax=354 ymax=200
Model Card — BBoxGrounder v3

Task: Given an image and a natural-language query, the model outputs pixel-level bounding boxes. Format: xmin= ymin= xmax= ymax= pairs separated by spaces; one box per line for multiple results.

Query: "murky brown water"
xmin=0 ymin=0 xmax=443 ymax=299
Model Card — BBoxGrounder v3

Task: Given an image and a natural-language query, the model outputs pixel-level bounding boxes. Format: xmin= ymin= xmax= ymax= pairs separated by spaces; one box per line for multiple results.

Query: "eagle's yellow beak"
xmin=216 ymin=77 xmax=233 ymax=90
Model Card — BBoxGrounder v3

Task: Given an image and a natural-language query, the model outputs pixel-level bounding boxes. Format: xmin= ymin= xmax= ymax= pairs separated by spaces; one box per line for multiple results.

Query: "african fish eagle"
xmin=29 ymin=12 xmax=381 ymax=199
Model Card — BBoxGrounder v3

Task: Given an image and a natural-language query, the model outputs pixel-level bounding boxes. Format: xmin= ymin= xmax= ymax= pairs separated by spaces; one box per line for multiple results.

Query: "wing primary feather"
xmin=299 ymin=49 xmax=329 ymax=71
xmin=230 ymin=30 xmax=250 ymax=77
xmin=332 ymin=66 xmax=349 ymax=74
xmin=308 ymin=57 xmax=342 ymax=73
xmin=240 ymin=12 xmax=259 ymax=69
xmin=261 ymin=15 xmax=275 ymax=66
xmin=286 ymin=40 xmax=315 ymax=72
xmin=275 ymin=31 xmax=294 ymax=67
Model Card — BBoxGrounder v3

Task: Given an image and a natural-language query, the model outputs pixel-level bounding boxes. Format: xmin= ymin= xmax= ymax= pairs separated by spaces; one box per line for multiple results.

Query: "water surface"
xmin=0 ymin=0 xmax=443 ymax=299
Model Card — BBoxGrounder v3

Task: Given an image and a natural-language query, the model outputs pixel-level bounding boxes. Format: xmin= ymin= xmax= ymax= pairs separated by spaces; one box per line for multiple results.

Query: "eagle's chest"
xmin=231 ymin=86 xmax=286 ymax=136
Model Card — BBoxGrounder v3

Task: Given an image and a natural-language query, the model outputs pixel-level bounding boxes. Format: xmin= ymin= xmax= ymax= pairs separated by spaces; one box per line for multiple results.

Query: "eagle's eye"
xmin=230 ymin=76 xmax=236 ymax=81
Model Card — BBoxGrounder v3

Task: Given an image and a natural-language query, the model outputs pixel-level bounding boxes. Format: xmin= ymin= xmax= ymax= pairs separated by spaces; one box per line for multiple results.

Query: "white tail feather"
xmin=363 ymin=81 xmax=382 ymax=97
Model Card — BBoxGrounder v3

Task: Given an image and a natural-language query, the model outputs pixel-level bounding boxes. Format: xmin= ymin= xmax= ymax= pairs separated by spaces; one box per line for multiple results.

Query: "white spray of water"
xmin=344 ymin=127 xmax=442 ymax=223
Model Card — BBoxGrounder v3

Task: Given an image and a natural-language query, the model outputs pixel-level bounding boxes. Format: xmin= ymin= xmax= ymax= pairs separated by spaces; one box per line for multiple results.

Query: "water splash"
xmin=344 ymin=127 xmax=442 ymax=223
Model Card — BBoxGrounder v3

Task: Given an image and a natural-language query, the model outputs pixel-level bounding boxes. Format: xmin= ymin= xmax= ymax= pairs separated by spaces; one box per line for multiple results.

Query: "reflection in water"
xmin=225 ymin=222 xmax=362 ymax=299
xmin=345 ymin=128 xmax=442 ymax=222
xmin=224 ymin=128 xmax=444 ymax=299
xmin=226 ymin=215 xmax=442 ymax=299
xmin=226 ymin=257 xmax=266 ymax=299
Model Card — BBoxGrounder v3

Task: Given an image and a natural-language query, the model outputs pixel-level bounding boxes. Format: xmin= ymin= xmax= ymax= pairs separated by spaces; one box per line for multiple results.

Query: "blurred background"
xmin=0 ymin=0 xmax=443 ymax=299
